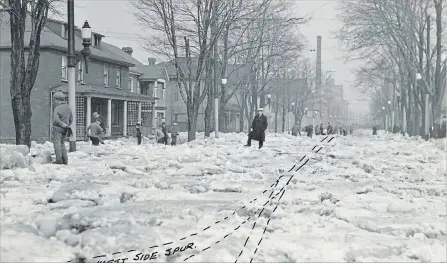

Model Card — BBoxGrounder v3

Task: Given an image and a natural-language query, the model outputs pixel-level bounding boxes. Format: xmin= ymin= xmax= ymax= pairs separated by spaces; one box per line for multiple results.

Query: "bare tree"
xmin=2 ymin=0 xmax=58 ymax=147
xmin=337 ymin=0 xmax=446 ymax=136
xmin=133 ymin=0 xmax=232 ymax=141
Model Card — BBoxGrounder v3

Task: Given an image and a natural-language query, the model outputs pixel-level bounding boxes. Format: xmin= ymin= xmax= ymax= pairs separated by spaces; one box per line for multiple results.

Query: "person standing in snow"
xmin=291 ymin=123 xmax=300 ymax=136
xmin=327 ymin=122 xmax=333 ymax=135
xmin=305 ymin=125 xmax=313 ymax=138
xmin=161 ymin=122 xmax=169 ymax=145
xmin=155 ymin=126 xmax=165 ymax=144
xmin=52 ymin=92 xmax=73 ymax=165
xmin=245 ymin=108 xmax=268 ymax=149
xmin=86 ymin=119 xmax=104 ymax=146
xmin=136 ymin=121 xmax=142 ymax=145
xmin=372 ymin=125 xmax=377 ymax=135
xmin=319 ymin=123 xmax=325 ymax=135
xmin=171 ymin=123 xmax=179 ymax=145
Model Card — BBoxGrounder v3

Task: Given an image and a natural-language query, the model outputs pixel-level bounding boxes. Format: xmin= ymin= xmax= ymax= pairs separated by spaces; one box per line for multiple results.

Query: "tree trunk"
xmin=239 ymin=106 xmax=245 ymax=133
xmin=274 ymin=110 xmax=278 ymax=133
xmin=187 ymin=106 xmax=198 ymax=141
xmin=281 ymin=106 xmax=286 ymax=133
xmin=11 ymin=92 xmax=33 ymax=147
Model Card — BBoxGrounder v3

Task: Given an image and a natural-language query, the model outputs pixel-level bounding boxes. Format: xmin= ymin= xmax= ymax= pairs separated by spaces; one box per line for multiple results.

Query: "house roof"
xmin=103 ymin=44 xmax=145 ymax=74
xmin=0 ymin=13 xmax=136 ymax=67
xmin=139 ymin=64 xmax=167 ymax=80
xmin=52 ymin=83 xmax=154 ymax=102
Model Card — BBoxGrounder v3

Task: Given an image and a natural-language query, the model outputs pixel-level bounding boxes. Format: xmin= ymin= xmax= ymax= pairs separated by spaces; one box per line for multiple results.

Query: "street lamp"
xmin=68 ymin=0 xmax=92 ymax=152
xmin=289 ymin=102 xmax=295 ymax=134
xmin=214 ymin=78 xmax=227 ymax=138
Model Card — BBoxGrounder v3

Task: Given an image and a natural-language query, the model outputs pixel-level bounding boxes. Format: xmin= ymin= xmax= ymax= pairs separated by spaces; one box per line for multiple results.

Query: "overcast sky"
xmin=60 ymin=0 xmax=369 ymax=115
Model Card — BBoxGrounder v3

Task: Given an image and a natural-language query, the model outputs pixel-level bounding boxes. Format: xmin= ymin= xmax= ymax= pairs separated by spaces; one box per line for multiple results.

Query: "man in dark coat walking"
xmin=245 ymin=108 xmax=268 ymax=149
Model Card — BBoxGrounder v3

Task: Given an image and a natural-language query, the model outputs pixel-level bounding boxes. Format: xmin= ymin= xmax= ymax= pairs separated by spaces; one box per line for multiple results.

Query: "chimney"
xmin=148 ymin=57 xmax=156 ymax=65
xmin=122 ymin=47 xmax=133 ymax=56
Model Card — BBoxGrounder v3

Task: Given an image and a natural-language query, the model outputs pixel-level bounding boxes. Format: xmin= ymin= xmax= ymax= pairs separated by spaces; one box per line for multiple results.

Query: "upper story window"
xmin=61 ymin=56 xmax=67 ymax=80
xmin=128 ymin=77 xmax=133 ymax=92
xmin=77 ymin=61 xmax=84 ymax=83
xmin=104 ymin=64 xmax=109 ymax=87
xmin=116 ymin=66 xmax=121 ymax=88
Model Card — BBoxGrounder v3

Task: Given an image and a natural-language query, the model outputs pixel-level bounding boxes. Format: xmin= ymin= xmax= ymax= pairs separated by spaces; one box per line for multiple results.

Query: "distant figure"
xmin=155 ymin=126 xmax=165 ymax=144
xmin=315 ymin=126 xmax=320 ymax=135
xmin=440 ymin=116 xmax=446 ymax=138
xmin=327 ymin=122 xmax=333 ymax=135
xmin=291 ymin=123 xmax=300 ymax=136
xmin=171 ymin=123 xmax=179 ymax=145
xmin=305 ymin=125 xmax=313 ymax=138
xmin=161 ymin=122 xmax=168 ymax=145
xmin=245 ymin=108 xmax=268 ymax=149
xmin=136 ymin=121 xmax=142 ymax=145
xmin=86 ymin=119 xmax=104 ymax=146
xmin=52 ymin=92 xmax=73 ymax=165
xmin=349 ymin=126 xmax=353 ymax=135
xmin=372 ymin=126 xmax=377 ymax=135
xmin=392 ymin=124 xmax=400 ymax=134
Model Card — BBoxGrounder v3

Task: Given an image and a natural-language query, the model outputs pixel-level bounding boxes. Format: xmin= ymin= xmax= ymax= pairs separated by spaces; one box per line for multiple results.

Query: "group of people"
xmin=152 ymin=122 xmax=179 ymax=145
xmin=302 ymin=122 xmax=353 ymax=138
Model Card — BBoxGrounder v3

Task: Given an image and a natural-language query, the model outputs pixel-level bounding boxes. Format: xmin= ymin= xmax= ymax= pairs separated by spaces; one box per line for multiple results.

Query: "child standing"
xmin=171 ymin=123 xmax=179 ymax=145
xmin=136 ymin=121 xmax=142 ymax=145
xmin=86 ymin=119 xmax=104 ymax=146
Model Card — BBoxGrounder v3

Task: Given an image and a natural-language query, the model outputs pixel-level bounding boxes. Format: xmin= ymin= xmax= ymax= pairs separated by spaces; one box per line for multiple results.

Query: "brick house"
xmin=0 ymin=14 xmax=166 ymax=142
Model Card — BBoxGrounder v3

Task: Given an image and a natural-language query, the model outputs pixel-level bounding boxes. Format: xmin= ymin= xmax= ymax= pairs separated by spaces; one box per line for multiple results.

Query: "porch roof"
xmin=52 ymin=83 xmax=155 ymax=102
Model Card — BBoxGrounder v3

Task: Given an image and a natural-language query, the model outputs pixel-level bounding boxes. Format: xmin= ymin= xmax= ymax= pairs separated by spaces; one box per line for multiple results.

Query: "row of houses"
xmin=0 ymin=14 xmax=243 ymax=142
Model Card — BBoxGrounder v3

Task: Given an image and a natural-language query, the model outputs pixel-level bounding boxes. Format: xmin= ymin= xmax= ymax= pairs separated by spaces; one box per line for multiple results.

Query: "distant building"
xmin=0 ymin=14 xmax=165 ymax=142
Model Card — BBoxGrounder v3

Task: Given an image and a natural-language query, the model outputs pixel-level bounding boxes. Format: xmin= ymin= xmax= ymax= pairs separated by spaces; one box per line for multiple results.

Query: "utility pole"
xmin=424 ymin=15 xmax=431 ymax=140
xmin=212 ymin=0 xmax=219 ymax=138
xmin=67 ymin=0 xmax=92 ymax=151
xmin=67 ymin=0 xmax=77 ymax=152
xmin=316 ymin=36 xmax=322 ymax=124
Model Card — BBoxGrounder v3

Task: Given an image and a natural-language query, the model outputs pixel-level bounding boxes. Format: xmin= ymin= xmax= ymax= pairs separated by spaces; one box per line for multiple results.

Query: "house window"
xmin=61 ymin=56 xmax=67 ymax=80
xmin=116 ymin=66 xmax=121 ymax=88
xmin=104 ymin=64 xmax=109 ymax=86
xmin=128 ymin=77 xmax=133 ymax=92
xmin=111 ymin=101 xmax=120 ymax=125
xmin=77 ymin=61 xmax=84 ymax=83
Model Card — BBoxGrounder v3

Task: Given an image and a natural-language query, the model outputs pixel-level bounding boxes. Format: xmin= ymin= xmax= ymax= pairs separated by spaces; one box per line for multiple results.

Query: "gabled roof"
xmin=0 ymin=13 xmax=135 ymax=67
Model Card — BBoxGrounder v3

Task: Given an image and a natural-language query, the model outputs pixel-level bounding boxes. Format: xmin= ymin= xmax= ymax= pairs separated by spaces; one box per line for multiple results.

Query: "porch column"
xmin=123 ymin=100 xmax=128 ymax=136
xmin=138 ymin=102 xmax=142 ymax=121
xmin=86 ymin=96 xmax=91 ymax=127
xmin=107 ymin=99 xmax=112 ymax=137
xmin=151 ymin=102 xmax=156 ymax=131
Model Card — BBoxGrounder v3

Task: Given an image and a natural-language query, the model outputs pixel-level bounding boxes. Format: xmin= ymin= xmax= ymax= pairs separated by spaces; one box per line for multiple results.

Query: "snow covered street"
xmin=1 ymin=131 xmax=446 ymax=262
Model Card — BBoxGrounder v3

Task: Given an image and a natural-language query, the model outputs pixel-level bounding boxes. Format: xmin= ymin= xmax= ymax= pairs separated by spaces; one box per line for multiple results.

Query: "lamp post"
xmin=382 ymin=106 xmax=386 ymax=131
xmin=289 ymin=102 xmax=295 ymax=134
xmin=267 ymin=94 xmax=272 ymax=132
xmin=67 ymin=0 xmax=92 ymax=152
xmin=215 ymin=78 xmax=227 ymax=138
